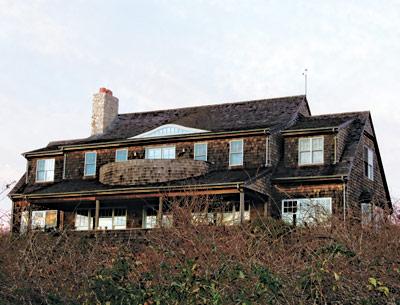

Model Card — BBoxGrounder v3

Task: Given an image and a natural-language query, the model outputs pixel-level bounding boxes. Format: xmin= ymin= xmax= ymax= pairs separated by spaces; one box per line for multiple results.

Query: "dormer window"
xmin=364 ymin=146 xmax=374 ymax=180
xmin=115 ymin=149 xmax=128 ymax=162
xmin=194 ymin=143 xmax=207 ymax=161
xmin=84 ymin=152 xmax=97 ymax=176
xmin=298 ymin=137 xmax=324 ymax=165
xmin=36 ymin=159 xmax=55 ymax=182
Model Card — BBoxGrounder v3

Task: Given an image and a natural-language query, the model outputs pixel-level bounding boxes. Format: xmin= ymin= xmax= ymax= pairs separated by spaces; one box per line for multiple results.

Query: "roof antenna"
xmin=302 ymin=68 xmax=308 ymax=96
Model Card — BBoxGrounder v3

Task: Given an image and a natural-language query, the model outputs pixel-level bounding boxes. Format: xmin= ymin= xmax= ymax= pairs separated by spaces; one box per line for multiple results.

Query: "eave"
xmin=271 ymin=174 xmax=347 ymax=183
xmin=23 ymin=128 xmax=269 ymax=158
xmin=281 ymin=127 xmax=339 ymax=136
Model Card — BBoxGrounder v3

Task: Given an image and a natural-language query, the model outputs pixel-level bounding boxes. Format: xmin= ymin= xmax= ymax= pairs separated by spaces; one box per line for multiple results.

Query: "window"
xmin=361 ymin=203 xmax=373 ymax=226
xmin=75 ymin=210 xmax=94 ymax=231
xmin=194 ymin=143 xmax=207 ymax=161
xmin=364 ymin=147 xmax=374 ymax=180
xmin=75 ymin=208 xmax=126 ymax=231
xmin=115 ymin=149 xmax=128 ymax=162
xmin=132 ymin=124 xmax=209 ymax=138
xmin=299 ymin=137 xmax=324 ymax=165
xmin=229 ymin=139 xmax=243 ymax=166
xmin=266 ymin=136 xmax=271 ymax=166
xmin=84 ymin=152 xmax=97 ymax=176
xmin=282 ymin=198 xmax=332 ymax=226
xmin=145 ymin=146 xmax=176 ymax=159
xmin=36 ymin=159 xmax=55 ymax=182
xmin=144 ymin=208 xmax=158 ymax=229
xmin=20 ymin=211 xmax=29 ymax=233
xmin=31 ymin=210 xmax=58 ymax=230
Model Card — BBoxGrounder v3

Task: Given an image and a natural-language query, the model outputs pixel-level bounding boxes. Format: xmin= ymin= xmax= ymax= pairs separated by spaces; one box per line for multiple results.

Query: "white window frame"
xmin=115 ymin=148 xmax=128 ymax=162
xmin=281 ymin=197 xmax=332 ymax=226
xmin=229 ymin=139 xmax=244 ymax=166
xmin=36 ymin=158 xmax=55 ymax=182
xmin=364 ymin=146 xmax=374 ymax=180
xmin=265 ymin=136 xmax=271 ymax=166
xmin=194 ymin=142 xmax=208 ymax=161
xmin=145 ymin=146 xmax=176 ymax=160
xmin=84 ymin=152 xmax=97 ymax=176
xmin=298 ymin=136 xmax=324 ymax=165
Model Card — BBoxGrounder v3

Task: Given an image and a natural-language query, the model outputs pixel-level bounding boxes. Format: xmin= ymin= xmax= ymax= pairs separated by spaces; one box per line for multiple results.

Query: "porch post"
xmin=95 ymin=200 xmax=100 ymax=230
xmin=157 ymin=196 xmax=163 ymax=228
xmin=240 ymin=191 xmax=245 ymax=224
xmin=264 ymin=199 xmax=268 ymax=218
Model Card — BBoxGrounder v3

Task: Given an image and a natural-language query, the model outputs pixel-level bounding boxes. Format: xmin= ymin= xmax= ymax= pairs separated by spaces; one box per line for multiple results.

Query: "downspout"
xmin=342 ymin=176 xmax=347 ymax=222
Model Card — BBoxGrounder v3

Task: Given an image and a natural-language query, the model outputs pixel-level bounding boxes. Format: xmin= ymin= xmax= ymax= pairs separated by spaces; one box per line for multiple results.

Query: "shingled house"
xmin=9 ymin=88 xmax=391 ymax=232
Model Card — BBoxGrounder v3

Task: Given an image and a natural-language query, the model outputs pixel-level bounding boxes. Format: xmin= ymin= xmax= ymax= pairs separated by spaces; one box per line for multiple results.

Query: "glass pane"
xmin=37 ymin=171 xmax=45 ymax=181
xmin=162 ymin=147 xmax=175 ymax=159
xmin=98 ymin=218 xmax=113 ymax=230
xmin=45 ymin=170 xmax=54 ymax=181
xmin=312 ymin=137 xmax=323 ymax=150
xmin=147 ymin=148 xmax=162 ymax=159
xmin=312 ymin=151 xmax=323 ymax=164
xmin=299 ymin=138 xmax=310 ymax=151
xmin=85 ymin=152 xmax=96 ymax=164
xmin=116 ymin=149 xmax=128 ymax=162
xmin=195 ymin=155 xmax=207 ymax=161
xmin=145 ymin=216 xmax=157 ymax=229
xmin=230 ymin=153 xmax=243 ymax=166
xmin=230 ymin=140 xmax=242 ymax=153
xmin=37 ymin=160 xmax=45 ymax=171
xmin=31 ymin=211 xmax=46 ymax=229
xmin=85 ymin=164 xmax=96 ymax=176
xmin=300 ymin=151 xmax=311 ymax=164
xmin=368 ymin=149 xmax=373 ymax=165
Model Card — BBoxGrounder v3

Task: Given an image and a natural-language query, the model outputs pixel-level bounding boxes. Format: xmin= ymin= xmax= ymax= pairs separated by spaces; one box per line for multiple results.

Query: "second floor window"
xmin=84 ymin=152 xmax=97 ymax=176
xmin=36 ymin=159 xmax=55 ymax=182
xmin=299 ymin=137 xmax=324 ymax=165
xmin=194 ymin=143 xmax=207 ymax=161
xmin=364 ymin=146 xmax=374 ymax=180
xmin=229 ymin=139 xmax=243 ymax=166
xmin=115 ymin=149 xmax=128 ymax=162
xmin=145 ymin=146 xmax=176 ymax=159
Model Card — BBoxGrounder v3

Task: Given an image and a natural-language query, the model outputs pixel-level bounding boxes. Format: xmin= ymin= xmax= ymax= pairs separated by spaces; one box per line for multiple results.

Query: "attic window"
xmin=132 ymin=124 xmax=209 ymax=139
xmin=364 ymin=147 xmax=374 ymax=180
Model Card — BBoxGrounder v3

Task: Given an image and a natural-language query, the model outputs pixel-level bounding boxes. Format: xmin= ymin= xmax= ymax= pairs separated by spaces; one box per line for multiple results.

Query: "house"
xmin=9 ymin=88 xmax=391 ymax=232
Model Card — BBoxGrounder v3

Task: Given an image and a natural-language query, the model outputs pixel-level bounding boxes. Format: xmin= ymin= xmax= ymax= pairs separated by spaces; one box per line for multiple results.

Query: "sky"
xmin=1 ymin=0 xmax=400 ymax=217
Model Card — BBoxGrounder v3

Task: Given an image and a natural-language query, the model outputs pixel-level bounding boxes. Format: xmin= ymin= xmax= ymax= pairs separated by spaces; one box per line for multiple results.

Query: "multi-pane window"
xmin=229 ymin=139 xmax=243 ymax=166
xmin=36 ymin=159 xmax=55 ymax=182
xmin=361 ymin=203 xmax=373 ymax=226
xmin=84 ymin=152 xmax=97 ymax=176
xmin=299 ymin=137 xmax=324 ymax=165
xmin=282 ymin=198 xmax=332 ymax=226
xmin=364 ymin=147 xmax=374 ymax=180
xmin=115 ymin=149 xmax=128 ymax=162
xmin=145 ymin=146 xmax=176 ymax=159
xmin=31 ymin=210 xmax=58 ymax=230
xmin=194 ymin=143 xmax=207 ymax=161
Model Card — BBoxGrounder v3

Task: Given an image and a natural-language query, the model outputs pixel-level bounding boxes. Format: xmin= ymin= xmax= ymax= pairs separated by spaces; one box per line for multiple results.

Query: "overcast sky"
xmin=1 ymin=0 xmax=399 ymax=215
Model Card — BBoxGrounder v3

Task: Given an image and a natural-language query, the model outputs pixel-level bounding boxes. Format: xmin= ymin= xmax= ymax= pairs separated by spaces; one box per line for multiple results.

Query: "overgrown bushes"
xmin=0 ymin=204 xmax=399 ymax=304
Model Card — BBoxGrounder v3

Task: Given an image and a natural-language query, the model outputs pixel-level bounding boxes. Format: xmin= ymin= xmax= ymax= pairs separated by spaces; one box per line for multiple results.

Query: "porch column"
xmin=95 ymin=200 xmax=100 ymax=230
xmin=157 ymin=197 xmax=163 ymax=228
xmin=264 ymin=200 xmax=268 ymax=218
xmin=240 ymin=191 xmax=245 ymax=224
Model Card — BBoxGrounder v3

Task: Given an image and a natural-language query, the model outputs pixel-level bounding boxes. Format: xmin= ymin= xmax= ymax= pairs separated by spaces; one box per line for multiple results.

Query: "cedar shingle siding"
xmin=9 ymin=94 xmax=391 ymax=231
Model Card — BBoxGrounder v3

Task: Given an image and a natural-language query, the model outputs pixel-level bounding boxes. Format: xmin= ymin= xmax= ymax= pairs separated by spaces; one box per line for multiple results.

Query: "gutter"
xmin=282 ymin=126 xmax=339 ymax=136
xmin=272 ymin=174 xmax=346 ymax=183
xmin=23 ymin=128 xmax=269 ymax=158
xmin=10 ymin=181 xmax=245 ymax=200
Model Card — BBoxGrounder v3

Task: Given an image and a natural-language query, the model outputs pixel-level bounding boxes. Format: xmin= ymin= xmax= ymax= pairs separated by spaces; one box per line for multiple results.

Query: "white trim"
xmin=132 ymin=124 xmax=210 ymax=139
xmin=115 ymin=148 xmax=128 ymax=162
xmin=265 ymin=136 xmax=270 ymax=166
xmin=364 ymin=146 xmax=374 ymax=180
xmin=145 ymin=146 xmax=176 ymax=159
xmin=194 ymin=142 xmax=208 ymax=161
xmin=84 ymin=151 xmax=97 ymax=176
xmin=229 ymin=139 xmax=244 ymax=166
xmin=298 ymin=136 xmax=324 ymax=166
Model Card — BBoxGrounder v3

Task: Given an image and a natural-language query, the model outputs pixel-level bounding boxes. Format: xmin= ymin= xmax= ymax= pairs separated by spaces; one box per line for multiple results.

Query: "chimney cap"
xmin=99 ymin=87 xmax=113 ymax=96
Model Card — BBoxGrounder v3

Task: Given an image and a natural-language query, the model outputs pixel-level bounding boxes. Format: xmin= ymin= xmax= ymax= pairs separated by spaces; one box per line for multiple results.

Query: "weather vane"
xmin=302 ymin=68 xmax=308 ymax=96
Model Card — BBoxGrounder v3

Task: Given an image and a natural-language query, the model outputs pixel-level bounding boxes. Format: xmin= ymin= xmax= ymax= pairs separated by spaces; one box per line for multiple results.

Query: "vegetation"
xmin=0 ymin=201 xmax=399 ymax=304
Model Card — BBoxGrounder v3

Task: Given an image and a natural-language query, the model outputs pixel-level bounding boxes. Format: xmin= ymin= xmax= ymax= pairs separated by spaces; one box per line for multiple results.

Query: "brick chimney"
xmin=91 ymin=87 xmax=119 ymax=135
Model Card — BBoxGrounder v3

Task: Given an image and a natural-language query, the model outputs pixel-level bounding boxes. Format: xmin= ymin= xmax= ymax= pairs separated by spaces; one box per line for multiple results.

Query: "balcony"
xmin=99 ymin=159 xmax=210 ymax=186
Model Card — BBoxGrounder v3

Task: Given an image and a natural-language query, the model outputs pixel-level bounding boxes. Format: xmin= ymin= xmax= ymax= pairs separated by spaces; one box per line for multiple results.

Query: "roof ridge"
xmin=118 ymin=95 xmax=306 ymax=117
xmin=308 ymin=111 xmax=370 ymax=118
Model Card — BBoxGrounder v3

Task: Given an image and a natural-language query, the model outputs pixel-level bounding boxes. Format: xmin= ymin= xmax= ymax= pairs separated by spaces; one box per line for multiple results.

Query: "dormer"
xmin=131 ymin=124 xmax=209 ymax=139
